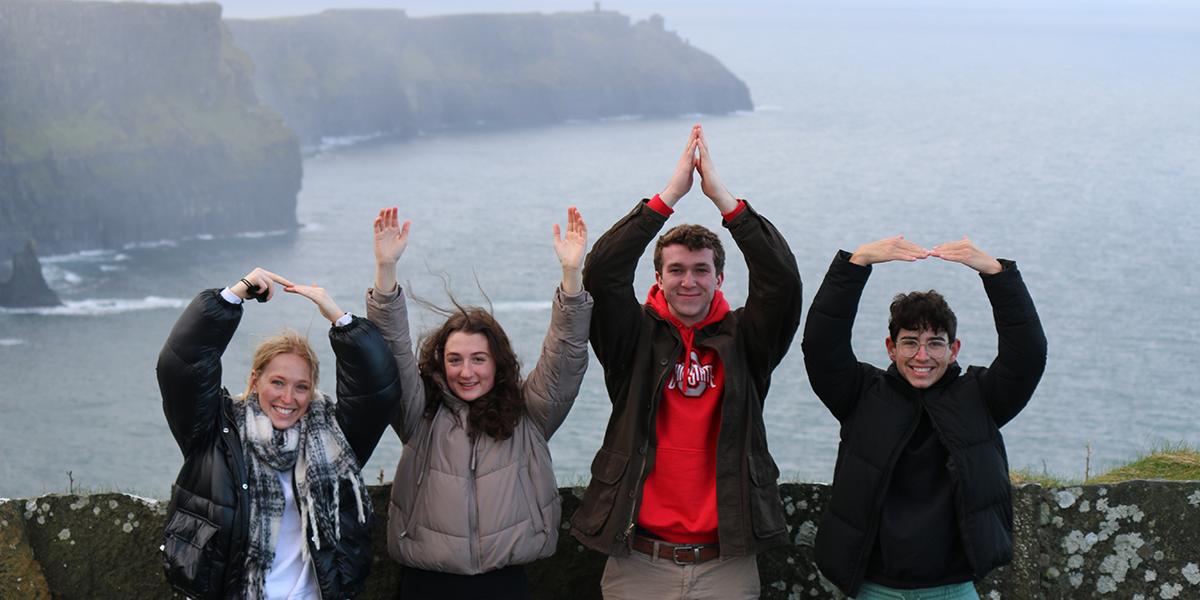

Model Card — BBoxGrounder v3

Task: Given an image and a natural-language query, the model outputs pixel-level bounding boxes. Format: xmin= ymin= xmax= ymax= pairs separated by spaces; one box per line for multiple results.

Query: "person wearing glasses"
xmin=801 ymin=236 xmax=1047 ymax=600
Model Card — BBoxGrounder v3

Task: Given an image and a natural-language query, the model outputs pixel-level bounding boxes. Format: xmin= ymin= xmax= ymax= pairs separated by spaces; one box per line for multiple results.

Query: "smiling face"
xmin=885 ymin=328 xmax=961 ymax=389
xmin=250 ymin=352 xmax=314 ymax=430
xmin=656 ymin=244 xmax=724 ymax=327
xmin=443 ymin=331 xmax=496 ymax=402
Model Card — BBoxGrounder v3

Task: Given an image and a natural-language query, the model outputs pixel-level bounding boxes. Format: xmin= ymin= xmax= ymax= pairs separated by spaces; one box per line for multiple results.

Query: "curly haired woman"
xmin=366 ymin=206 xmax=592 ymax=599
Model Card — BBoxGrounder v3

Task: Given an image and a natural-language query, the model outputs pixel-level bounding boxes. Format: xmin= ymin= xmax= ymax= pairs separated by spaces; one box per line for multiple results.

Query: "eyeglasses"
xmin=895 ymin=338 xmax=950 ymax=359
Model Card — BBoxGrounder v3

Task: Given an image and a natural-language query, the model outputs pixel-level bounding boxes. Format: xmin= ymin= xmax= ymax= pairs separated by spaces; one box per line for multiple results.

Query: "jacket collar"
xmin=884 ymin=362 xmax=962 ymax=400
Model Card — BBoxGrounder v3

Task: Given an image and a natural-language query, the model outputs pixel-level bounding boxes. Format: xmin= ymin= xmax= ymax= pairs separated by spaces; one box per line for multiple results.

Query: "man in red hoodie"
xmin=570 ymin=125 xmax=803 ymax=599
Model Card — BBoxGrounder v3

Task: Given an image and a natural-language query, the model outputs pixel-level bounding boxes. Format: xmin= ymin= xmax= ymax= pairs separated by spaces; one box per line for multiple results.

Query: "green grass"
xmin=1011 ymin=443 xmax=1200 ymax=487
xmin=1087 ymin=443 xmax=1200 ymax=484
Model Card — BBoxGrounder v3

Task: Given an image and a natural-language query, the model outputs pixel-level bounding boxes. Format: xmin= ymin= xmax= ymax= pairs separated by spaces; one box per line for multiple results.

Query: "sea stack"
xmin=0 ymin=240 xmax=62 ymax=308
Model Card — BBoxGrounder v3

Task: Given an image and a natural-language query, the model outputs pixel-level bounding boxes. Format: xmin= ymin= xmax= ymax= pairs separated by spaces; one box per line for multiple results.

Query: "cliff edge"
xmin=227 ymin=9 xmax=754 ymax=147
xmin=0 ymin=0 xmax=302 ymax=258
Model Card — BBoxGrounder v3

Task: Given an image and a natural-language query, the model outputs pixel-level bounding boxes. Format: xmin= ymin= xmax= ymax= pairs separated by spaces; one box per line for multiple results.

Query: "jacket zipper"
xmin=618 ymin=349 xmax=675 ymax=545
xmin=468 ymin=434 xmax=481 ymax=570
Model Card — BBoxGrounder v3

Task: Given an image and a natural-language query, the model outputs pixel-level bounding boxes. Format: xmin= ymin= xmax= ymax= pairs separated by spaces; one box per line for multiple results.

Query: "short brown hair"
xmin=653 ymin=224 xmax=725 ymax=275
xmin=242 ymin=329 xmax=320 ymax=400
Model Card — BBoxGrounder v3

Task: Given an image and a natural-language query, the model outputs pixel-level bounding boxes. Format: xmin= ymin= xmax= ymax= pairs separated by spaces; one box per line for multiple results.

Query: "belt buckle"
xmin=671 ymin=544 xmax=702 ymax=565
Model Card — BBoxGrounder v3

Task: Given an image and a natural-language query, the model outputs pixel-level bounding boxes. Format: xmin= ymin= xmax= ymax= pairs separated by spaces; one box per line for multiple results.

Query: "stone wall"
xmin=2 ymin=482 xmax=1198 ymax=599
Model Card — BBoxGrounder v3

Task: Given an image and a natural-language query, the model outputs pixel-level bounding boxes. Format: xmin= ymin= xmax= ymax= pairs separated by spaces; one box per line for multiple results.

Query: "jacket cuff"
xmin=646 ymin=194 xmax=674 ymax=216
xmin=367 ymin=284 xmax=403 ymax=309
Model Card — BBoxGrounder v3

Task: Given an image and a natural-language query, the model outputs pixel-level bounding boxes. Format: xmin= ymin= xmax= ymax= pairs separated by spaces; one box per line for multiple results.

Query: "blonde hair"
xmin=241 ymin=329 xmax=320 ymax=400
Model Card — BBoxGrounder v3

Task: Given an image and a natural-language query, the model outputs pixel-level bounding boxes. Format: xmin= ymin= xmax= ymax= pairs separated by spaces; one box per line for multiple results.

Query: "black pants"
xmin=400 ymin=564 xmax=530 ymax=600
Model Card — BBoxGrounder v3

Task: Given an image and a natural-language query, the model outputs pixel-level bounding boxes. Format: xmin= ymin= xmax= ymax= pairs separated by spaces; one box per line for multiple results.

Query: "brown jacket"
xmin=569 ymin=200 xmax=802 ymax=557
xmin=367 ymin=285 xmax=592 ymax=575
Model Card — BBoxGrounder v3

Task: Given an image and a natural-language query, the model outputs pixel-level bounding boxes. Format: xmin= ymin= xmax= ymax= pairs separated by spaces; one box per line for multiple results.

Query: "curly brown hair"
xmin=417 ymin=306 xmax=524 ymax=440
xmin=653 ymin=224 xmax=726 ymax=275
xmin=888 ymin=290 xmax=958 ymax=341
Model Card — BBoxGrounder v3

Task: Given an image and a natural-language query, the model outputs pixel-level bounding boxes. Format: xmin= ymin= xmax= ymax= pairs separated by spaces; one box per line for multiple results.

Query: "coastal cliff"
xmin=226 ymin=9 xmax=753 ymax=147
xmin=0 ymin=0 xmax=301 ymax=258
xmin=3 ymin=482 xmax=1198 ymax=599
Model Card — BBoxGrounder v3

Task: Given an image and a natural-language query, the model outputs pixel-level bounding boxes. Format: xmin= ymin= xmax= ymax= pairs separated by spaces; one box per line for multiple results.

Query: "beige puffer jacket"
xmin=366 ymin=284 xmax=592 ymax=575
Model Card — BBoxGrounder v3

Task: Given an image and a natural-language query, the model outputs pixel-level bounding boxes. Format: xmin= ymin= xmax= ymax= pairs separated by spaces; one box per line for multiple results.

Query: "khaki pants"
xmin=600 ymin=551 xmax=760 ymax=600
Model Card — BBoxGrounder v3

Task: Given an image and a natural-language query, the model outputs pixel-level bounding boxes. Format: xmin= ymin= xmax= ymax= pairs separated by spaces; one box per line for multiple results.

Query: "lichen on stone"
xmin=1182 ymin=562 xmax=1200 ymax=585
xmin=1057 ymin=490 xmax=1078 ymax=509
xmin=1159 ymin=582 xmax=1182 ymax=598
xmin=1097 ymin=532 xmax=1145 ymax=583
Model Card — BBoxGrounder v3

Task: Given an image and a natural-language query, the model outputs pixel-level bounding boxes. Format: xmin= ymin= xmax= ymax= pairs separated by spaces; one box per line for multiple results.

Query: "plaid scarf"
xmin=239 ymin=392 xmax=371 ymax=599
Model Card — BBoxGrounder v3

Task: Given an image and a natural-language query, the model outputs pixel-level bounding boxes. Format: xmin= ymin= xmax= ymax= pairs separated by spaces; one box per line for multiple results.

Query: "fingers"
xmin=572 ymin=207 xmax=587 ymax=238
xmin=552 ymin=222 xmax=562 ymax=244
xmin=890 ymin=236 xmax=931 ymax=261
xmin=696 ymin=139 xmax=712 ymax=171
xmin=682 ymin=124 xmax=700 ymax=154
xmin=264 ymin=270 xmax=295 ymax=289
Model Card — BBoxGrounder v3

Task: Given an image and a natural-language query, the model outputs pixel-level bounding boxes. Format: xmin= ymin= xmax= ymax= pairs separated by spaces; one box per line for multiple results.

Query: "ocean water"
xmin=2 ymin=2 xmax=1198 ymax=498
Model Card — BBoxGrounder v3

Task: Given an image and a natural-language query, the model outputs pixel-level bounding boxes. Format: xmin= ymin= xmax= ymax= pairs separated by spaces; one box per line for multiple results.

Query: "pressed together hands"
xmin=849 ymin=235 xmax=1003 ymax=275
xmin=660 ymin=124 xmax=739 ymax=213
xmin=232 ymin=204 xmax=589 ymax=321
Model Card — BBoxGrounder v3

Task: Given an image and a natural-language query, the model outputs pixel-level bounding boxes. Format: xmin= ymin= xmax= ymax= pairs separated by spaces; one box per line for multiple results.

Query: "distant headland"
xmin=0 ymin=0 xmax=752 ymax=273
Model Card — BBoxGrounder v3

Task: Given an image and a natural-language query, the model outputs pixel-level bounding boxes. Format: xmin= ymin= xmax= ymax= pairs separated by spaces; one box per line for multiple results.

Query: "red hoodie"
xmin=637 ymin=284 xmax=731 ymax=544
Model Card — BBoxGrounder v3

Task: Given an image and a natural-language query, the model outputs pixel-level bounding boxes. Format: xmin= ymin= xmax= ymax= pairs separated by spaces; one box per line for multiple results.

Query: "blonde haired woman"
xmin=158 ymin=268 xmax=400 ymax=599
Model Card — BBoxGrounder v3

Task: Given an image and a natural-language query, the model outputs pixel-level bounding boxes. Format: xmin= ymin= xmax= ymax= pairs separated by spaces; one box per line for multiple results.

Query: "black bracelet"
xmin=239 ymin=278 xmax=255 ymax=292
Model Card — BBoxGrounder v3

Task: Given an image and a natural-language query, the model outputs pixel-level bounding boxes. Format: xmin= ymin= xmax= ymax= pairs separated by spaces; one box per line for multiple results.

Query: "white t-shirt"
xmin=266 ymin=469 xmax=319 ymax=600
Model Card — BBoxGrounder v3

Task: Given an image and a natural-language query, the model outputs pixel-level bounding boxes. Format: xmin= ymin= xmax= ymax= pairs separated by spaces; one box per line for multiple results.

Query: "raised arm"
xmin=553 ymin=206 xmax=587 ymax=294
xmin=694 ymin=125 xmax=739 ymax=215
xmin=802 ymin=238 xmax=926 ymax=421
xmin=326 ymin=316 xmax=402 ymax=465
xmin=525 ymin=208 xmax=593 ymax=437
xmin=696 ymin=126 xmax=801 ymax=383
xmin=365 ymin=207 xmax=426 ymax=443
xmin=582 ymin=134 xmax=688 ymax=373
xmin=932 ymin=237 xmax=1046 ymax=426
xmin=157 ymin=267 xmax=291 ymax=454
xmin=658 ymin=125 xmax=699 ymax=207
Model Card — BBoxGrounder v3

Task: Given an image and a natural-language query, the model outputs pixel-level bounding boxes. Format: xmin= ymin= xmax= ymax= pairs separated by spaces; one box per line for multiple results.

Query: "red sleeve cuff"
xmin=647 ymin=194 xmax=674 ymax=216
xmin=722 ymin=200 xmax=747 ymax=221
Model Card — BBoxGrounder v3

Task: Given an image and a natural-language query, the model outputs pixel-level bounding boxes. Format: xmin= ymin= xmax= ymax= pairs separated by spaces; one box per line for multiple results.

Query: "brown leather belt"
xmin=630 ymin=534 xmax=721 ymax=565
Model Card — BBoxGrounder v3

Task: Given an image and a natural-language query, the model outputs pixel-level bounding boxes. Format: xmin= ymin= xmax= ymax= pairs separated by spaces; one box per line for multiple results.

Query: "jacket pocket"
xmin=163 ymin=504 xmax=221 ymax=598
xmin=570 ymin=448 xmax=629 ymax=536
xmin=747 ymin=453 xmax=787 ymax=538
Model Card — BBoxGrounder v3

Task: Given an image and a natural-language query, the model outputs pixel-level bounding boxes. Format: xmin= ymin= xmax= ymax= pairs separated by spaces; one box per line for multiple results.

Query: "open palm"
xmin=373 ymin=206 xmax=411 ymax=266
xmin=553 ymin=206 xmax=587 ymax=271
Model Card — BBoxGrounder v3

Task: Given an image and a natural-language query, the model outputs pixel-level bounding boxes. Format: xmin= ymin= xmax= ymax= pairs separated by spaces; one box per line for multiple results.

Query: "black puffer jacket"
xmin=802 ymin=252 xmax=1046 ymax=597
xmin=157 ymin=290 xmax=400 ymax=599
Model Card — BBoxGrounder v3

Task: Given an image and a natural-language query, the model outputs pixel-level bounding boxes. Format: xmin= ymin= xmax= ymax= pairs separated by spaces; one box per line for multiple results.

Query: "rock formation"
xmin=0 ymin=240 xmax=61 ymax=308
